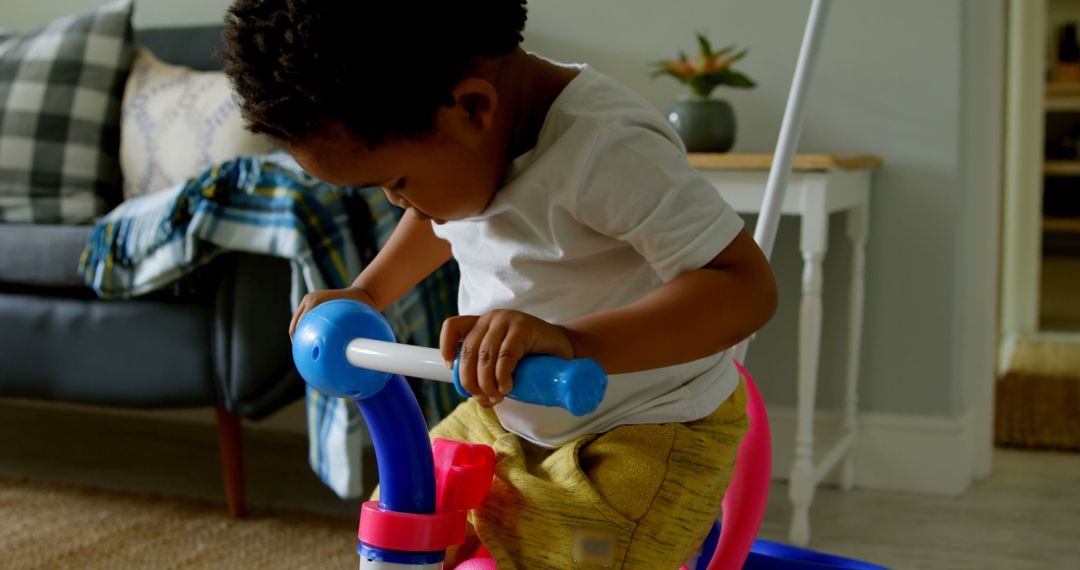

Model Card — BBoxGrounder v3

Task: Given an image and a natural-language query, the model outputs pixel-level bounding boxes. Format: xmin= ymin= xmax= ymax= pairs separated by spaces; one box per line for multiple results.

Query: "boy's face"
xmin=288 ymin=118 xmax=505 ymax=224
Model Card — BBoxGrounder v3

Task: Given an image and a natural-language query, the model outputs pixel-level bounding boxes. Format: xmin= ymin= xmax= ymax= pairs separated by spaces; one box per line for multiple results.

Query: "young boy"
xmin=223 ymin=1 xmax=777 ymax=567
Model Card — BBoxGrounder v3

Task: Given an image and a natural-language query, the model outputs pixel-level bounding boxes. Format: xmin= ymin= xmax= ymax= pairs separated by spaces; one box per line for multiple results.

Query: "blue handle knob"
xmin=453 ymin=355 xmax=607 ymax=416
xmin=292 ymin=299 xmax=397 ymax=400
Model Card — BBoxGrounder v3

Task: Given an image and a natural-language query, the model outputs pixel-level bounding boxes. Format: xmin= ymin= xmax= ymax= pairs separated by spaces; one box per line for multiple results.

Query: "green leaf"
xmin=724 ymin=70 xmax=757 ymax=88
xmin=688 ymin=75 xmax=717 ymax=98
xmin=696 ymin=32 xmax=713 ymax=58
xmin=726 ymin=48 xmax=749 ymax=65
xmin=714 ymin=44 xmax=737 ymax=58
xmin=686 ymin=69 xmax=758 ymax=93
xmin=651 ymin=67 xmax=690 ymax=84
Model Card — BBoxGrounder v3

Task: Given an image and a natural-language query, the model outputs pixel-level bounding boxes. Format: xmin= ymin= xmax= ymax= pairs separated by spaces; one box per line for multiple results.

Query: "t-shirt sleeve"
xmin=574 ymin=125 xmax=745 ymax=282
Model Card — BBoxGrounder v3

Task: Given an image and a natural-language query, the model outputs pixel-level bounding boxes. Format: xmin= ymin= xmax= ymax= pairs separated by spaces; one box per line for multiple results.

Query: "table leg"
xmin=789 ymin=194 xmax=828 ymax=547
xmin=841 ymin=203 xmax=869 ymax=492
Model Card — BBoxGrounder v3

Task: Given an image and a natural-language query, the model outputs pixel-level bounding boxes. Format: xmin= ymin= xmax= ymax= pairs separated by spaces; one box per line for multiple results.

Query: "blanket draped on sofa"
xmin=79 ymin=151 xmax=460 ymax=498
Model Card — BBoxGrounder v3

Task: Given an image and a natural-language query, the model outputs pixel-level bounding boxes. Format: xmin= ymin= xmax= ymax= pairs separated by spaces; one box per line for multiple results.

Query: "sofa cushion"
xmin=120 ymin=48 xmax=275 ymax=199
xmin=0 ymin=0 xmax=134 ymax=224
xmin=0 ymin=292 xmax=217 ymax=407
xmin=0 ymin=223 xmax=91 ymax=288
xmin=133 ymin=26 xmax=226 ymax=72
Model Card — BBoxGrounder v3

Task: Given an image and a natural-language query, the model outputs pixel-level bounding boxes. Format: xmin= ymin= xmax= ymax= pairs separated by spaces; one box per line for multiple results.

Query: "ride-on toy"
xmin=292 ymin=299 xmax=884 ymax=570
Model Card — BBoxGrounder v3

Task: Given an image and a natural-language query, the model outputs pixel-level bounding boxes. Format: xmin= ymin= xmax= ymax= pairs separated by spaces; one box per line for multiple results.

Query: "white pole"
xmin=734 ymin=0 xmax=832 ymax=364
xmin=346 ymin=338 xmax=454 ymax=383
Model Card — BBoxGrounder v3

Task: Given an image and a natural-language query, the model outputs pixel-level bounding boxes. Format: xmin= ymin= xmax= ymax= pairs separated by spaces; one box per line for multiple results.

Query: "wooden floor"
xmin=1 ymin=399 xmax=1078 ymax=569
xmin=758 ymin=450 xmax=1080 ymax=569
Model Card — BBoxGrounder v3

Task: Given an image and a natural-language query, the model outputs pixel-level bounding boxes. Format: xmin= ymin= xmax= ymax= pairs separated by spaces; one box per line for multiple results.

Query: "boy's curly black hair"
xmin=221 ymin=1 xmax=528 ymax=147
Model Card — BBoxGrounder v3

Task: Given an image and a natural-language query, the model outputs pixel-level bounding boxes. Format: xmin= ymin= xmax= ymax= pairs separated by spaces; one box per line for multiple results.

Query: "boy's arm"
xmin=290 ymin=209 xmax=452 ymax=336
xmin=352 ymin=209 xmax=454 ymax=311
xmin=441 ymin=229 xmax=777 ymax=404
xmin=562 ymin=229 xmax=777 ymax=374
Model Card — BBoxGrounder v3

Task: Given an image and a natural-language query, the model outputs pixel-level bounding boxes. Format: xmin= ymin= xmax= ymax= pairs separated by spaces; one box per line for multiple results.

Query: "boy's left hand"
xmin=440 ymin=310 xmax=574 ymax=407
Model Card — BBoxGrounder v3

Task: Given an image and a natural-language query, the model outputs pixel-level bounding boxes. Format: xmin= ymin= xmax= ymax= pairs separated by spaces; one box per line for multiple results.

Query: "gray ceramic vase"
xmin=665 ymin=97 xmax=736 ymax=152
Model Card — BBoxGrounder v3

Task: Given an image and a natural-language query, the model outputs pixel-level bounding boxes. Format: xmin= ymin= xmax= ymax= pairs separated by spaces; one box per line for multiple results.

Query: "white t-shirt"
xmin=432 ymin=63 xmax=745 ymax=448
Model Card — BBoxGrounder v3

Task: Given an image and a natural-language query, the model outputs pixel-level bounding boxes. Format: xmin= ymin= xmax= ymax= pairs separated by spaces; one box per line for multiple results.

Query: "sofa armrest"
xmin=211 ymin=253 xmax=304 ymax=420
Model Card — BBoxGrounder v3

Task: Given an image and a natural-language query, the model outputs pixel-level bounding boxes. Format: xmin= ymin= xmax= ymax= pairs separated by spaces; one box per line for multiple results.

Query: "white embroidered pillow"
xmin=119 ymin=48 xmax=275 ymax=199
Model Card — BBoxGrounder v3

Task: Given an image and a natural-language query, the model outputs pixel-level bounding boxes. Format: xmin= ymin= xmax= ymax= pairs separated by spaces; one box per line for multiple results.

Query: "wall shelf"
xmin=1044 ymin=216 xmax=1080 ymax=233
xmin=1046 ymin=82 xmax=1080 ymax=112
xmin=1044 ymin=160 xmax=1080 ymax=176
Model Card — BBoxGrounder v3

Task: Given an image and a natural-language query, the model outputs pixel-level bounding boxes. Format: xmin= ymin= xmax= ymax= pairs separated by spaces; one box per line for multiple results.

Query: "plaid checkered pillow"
xmin=0 ymin=0 xmax=134 ymax=224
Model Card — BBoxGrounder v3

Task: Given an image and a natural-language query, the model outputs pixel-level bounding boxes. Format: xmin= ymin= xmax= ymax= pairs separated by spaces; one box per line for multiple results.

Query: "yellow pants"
xmin=429 ymin=379 xmax=748 ymax=569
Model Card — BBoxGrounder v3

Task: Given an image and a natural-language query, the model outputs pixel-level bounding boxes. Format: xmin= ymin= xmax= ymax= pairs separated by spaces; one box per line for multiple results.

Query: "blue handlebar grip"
xmin=453 ymin=355 xmax=607 ymax=416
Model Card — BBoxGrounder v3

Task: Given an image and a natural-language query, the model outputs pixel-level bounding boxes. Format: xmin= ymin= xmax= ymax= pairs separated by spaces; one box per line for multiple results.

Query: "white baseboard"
xmin=767 ymin=406 xmax=975 ymax=496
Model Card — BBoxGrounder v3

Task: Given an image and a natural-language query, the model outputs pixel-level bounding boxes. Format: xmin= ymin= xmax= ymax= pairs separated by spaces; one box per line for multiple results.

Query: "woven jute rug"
xmin=995 ymin=337 xmax=1080 ymax=451
xmin=0 ymin=477 xmax=357 ymax=569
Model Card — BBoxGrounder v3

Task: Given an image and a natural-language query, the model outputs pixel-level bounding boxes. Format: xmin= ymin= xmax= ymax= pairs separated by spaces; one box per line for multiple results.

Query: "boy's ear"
xmin=444 ymin=77 xmax=498 ymax=135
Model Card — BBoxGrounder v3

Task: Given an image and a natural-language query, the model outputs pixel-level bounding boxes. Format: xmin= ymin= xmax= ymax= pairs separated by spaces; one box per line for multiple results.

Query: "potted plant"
xmin=652 ymin=33 xmax=756 ymax=152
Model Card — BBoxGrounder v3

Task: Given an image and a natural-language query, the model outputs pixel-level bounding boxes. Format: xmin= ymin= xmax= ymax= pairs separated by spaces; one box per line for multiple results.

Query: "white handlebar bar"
xmin=346 ymin=339 xmax=454 ymax=383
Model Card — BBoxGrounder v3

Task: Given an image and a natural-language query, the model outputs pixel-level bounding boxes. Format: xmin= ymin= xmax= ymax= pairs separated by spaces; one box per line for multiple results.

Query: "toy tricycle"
xmin=292 ymin=299 xmax=886 ymax=570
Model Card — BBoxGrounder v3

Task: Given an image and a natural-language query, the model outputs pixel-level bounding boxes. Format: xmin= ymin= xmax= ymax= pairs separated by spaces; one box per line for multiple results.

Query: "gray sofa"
xmin=0 ymin=27 xmax=299 ymax=518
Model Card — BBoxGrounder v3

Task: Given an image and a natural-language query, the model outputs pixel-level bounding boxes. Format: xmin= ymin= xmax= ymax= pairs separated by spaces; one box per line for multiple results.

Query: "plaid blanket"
xmin=79 ymin=152 xmax=460 ymax=498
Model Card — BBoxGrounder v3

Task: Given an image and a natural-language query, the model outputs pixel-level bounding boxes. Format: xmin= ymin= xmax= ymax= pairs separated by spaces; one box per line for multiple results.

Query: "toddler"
xmin=223 ymin=1 xmax=777 ymax=568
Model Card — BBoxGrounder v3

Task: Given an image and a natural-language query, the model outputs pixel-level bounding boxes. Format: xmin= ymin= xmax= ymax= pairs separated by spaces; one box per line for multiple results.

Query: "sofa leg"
xmin=214 ymin=407 xmax=247 ymax=518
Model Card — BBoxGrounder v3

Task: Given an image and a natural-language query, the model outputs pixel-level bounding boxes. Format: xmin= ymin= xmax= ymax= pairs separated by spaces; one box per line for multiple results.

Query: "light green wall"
xmin=4 ymin=0 xmax=986 ymax=417
xmin=3 ymin=0 xmax=232 ymax=31
xmin=529 ymin=0 xmax=968 ymax=417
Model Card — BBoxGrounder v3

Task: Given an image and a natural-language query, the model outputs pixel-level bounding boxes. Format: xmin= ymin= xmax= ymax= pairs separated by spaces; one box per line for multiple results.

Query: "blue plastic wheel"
xmin=744 ymin=539 xmax=889 ymax=569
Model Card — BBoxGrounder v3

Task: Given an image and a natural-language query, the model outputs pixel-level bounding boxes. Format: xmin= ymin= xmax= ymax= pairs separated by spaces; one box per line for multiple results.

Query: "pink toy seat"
xmin=708 ymin=360 xmax=772 ymax=570
xmin=455 ymin=558 xmax=499 ymax=570
xmin=453 ymin=544 xmax=498 ymax=570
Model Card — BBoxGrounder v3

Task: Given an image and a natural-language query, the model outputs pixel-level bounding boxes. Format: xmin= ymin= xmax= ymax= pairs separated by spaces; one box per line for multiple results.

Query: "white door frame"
xmin=958 ymin=0 xmax=1007 ymax=480
xmin=1001 ymin=0 xmax=1046 ymax=354
xmin=993 ymin=0 xmax=1045 ymax=468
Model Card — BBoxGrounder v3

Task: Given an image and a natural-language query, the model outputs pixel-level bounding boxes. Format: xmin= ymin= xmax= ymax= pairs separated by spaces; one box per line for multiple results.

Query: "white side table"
xmin=690 ymin=153 xmax=882 ymax=546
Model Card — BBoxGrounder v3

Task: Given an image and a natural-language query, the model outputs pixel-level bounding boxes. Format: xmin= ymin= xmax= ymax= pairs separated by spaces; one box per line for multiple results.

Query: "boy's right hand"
xmin=289 ymin=287 xmax=377 ymax=340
